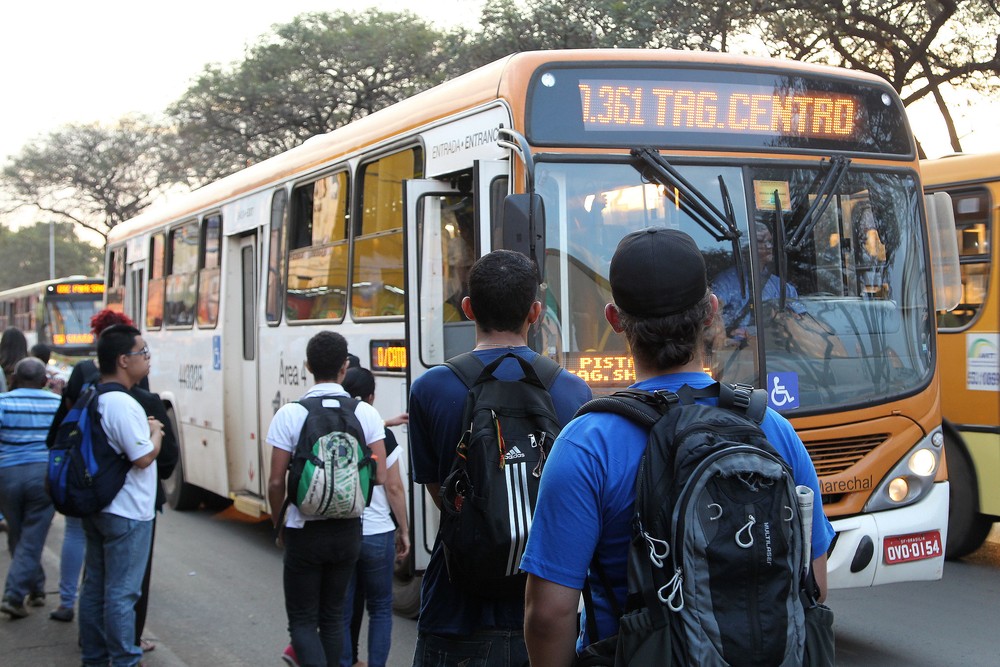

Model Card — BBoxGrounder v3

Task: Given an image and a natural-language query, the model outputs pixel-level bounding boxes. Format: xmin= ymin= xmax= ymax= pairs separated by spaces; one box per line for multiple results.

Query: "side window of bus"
xmin=106 ymin=245 xmax=127 ymax=313
xmin=266 ymin=189 xmax=287 ymax=325
xmin=937 ymin=189 xmax=991 ymax=329
xmin=198 ymin=214 xmax=222 ymax=328
xmin=286 ymin=172 xmax=350 ymax=322
xmin=166 ymin=221 xmax=199 ymax=327
xmin=352 ymin=148 xmax=423 ymax=319
xmin=147 ymin=233 xmax=166 ymax=330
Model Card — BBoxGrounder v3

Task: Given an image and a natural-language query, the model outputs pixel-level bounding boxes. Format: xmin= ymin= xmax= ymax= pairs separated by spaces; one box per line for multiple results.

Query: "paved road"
xmin=2 ymin=509 xmax=998 ymax=666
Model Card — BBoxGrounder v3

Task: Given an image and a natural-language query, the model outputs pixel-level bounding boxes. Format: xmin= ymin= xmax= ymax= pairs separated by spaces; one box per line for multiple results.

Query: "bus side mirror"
xmin=925 ymin=191 xmax=961 ymax=312
xmin=501 ymin=193 xmax=546 ymax=281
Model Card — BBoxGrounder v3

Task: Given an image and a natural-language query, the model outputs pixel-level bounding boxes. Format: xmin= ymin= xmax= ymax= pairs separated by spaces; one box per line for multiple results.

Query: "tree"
xmin=0 ymin=222 xmax=103 ymax=291
xmin=1 ymin=115 xmax=183 ymax=242
xmin=168 ymin=10 xmax=452 ymax=183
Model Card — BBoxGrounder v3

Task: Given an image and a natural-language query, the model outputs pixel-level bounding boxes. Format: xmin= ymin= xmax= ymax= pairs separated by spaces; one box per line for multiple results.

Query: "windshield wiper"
xmin=773 ymin=189 xmax=789 ymax=311
xmin=631 ymin=147 xmax=746 ymax=294
xmin=786 ymin=155 xmax=852 ymax=250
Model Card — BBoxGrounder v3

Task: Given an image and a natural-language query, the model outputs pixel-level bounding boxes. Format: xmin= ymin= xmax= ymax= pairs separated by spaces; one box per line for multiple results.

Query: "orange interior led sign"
xmin=370 ymin=340 xmax=407 ymax=373
xmin=578 ymin=80 xmax=860 ymax=140
xmin=563 ymin=353 xmax=635 ymax=387
xmin=53 ymin=282 xmax=105 ymax=295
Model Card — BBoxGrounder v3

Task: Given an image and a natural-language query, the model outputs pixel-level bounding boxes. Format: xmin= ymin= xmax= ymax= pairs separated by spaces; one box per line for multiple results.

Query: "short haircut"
xmin=30 ymin=343 xmax=51 ymax=364
xmin=342 ymin=367 xmax=376 ymax=401
xmin=618 ymin=291 xmax=713 ymax=370
xmin=306 ymin=331 xmax=349 ymax=382
xmin=467 ymin=250 xmax=538 ymax=333
xmin=91 ymin=309 xmax=134 ymax=335
xmin=97 ymin=324 xmax=142 ymax=375
xmin=13 ymin=357 xmax=47 ymax=388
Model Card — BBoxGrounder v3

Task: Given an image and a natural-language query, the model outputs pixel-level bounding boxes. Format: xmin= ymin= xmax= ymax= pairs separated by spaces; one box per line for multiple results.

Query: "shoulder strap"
xmin=717 ymin=382 xmax=767 ymax=424
xmin=445 ymin=351 xmax=560 ymax=392
xmin=529 ymin=354 xmax=562 ymax=391
xmin=574 ymin=389 xmax=667 ymax=428
xmin=443 ymin=352 xmax=485 ymax=389
xmin=95 ymin=382 xmax=130 ymax=396
xmin=297 ymin=394 xmax=361 ymax=415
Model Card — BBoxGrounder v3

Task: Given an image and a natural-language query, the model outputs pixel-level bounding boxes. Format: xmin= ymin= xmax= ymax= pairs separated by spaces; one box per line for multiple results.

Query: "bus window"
xmin=265 ymin=190 xmax=287 ymax=325
xmin=352 ymin=148 xmax=423 ymax=319
xmin=106 ymin=246 xmax=126 ymax=312
xmin=147 ymin=233 xmax=166 ymax=330
xmin=937 ymin=189 xmax=991 ymax=329
xmin=197 ymin=214 xmax=222 ymax=327
xmin=286 ymin=172 xmax=350 ymax=322
xmin=165 ymin=221 xmax=199 ymax=327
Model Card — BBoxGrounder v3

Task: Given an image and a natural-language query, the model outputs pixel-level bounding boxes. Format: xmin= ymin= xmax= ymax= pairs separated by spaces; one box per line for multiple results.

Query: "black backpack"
xmin=282 ymin=395 xmax=375 ymax=521
xmin=438 ymin=351 xmax=562 ymax=598
xmin=576 ymin=383 xmax=810 ymax=667
xmin=47 ymin=382 xmax=132 ymax=517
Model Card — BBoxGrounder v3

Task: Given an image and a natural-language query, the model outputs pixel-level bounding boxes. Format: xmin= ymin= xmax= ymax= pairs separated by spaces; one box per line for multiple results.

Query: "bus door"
xmin=223 ymin=231 xmax=265 ymax=510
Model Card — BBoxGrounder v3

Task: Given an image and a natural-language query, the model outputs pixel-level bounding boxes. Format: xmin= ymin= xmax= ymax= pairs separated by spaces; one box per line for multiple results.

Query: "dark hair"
xmin=618 ymin=291 xmax=713 ymax=370
xmin=0 ymin=327 xmax=29 ymax=373
xmin=467 ymin=250 xmax=538 ymax=333
xmin=13 ymin=357 xmax=47 ymax=389
xmin=30 ymin=343 xmax=51 ymax=364
xmin=97 ymin=324 xmax=142 ymax=375
xmin=342 ymin=367 xmax=375 ymax=401
xmin=91 ymin=309 xmax=134 ymax=335
xmin=306 ymin=331 xmax=349 ymax=381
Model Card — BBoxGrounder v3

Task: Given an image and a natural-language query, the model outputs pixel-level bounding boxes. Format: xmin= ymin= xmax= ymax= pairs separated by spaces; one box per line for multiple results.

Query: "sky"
xmin=0 ymin=0 xmax=996 ymax=166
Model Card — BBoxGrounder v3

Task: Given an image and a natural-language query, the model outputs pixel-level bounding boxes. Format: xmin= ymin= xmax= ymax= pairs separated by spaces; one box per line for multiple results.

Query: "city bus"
xmin=922 ymin=152 xmax=1000 ymax=558
xmin=0 ymin=276 xmax=104 ymax=365
xmin=104 ymin=49 xmax=960 ymax=603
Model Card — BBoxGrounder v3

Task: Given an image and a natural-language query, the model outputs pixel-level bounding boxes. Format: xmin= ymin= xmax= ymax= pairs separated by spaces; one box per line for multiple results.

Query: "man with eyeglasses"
xmin=78 ymin=324 xmax=165 ymax=667
xmin=712 ymin=221 xmax=806 ymax=344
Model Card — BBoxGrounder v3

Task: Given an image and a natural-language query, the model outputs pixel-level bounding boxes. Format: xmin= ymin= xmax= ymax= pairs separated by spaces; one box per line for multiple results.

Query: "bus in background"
xmin=922 ymin=151 xmax=1000 ymax=558
xmin=0 ymin=276 xmax=105 ymax=365
xmin=104 ymin=50 xmax=959 ymax=605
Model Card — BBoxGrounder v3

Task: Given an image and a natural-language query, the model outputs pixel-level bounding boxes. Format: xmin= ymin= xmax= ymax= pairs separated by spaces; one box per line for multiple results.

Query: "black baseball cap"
xmin=609 ymin=228 xmax=707 ymax=317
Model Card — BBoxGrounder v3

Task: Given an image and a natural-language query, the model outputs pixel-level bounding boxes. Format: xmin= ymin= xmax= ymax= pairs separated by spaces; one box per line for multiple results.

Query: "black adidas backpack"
xmin=48 ymin=383 xmax=132 ymax=517
xmin=438 ymin=351 xmax=562 ymax=598
xmin=577 ymin=383 xmax=810 ymax=667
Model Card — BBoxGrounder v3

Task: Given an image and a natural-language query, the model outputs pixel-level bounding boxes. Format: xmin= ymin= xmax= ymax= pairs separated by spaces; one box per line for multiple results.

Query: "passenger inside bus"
xmin=852 ymin=200 xmax=890 ymax=298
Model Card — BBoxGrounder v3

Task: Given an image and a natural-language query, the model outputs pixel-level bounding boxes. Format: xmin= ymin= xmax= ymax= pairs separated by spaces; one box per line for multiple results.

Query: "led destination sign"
xmin=51 ymin=282 xmax=104 ymax=296
xmin=578 ymin=80 xmax=860 ymax=140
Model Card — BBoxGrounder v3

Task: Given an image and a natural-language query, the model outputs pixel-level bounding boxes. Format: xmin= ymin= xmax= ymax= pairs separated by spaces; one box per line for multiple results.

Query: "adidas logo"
xmin=504 ymin=446 xmax=526 ymax=461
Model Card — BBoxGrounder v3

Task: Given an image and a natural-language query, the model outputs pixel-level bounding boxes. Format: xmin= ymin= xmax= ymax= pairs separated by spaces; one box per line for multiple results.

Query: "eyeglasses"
xmin=123 ymin=345 xmax=150 ymax=359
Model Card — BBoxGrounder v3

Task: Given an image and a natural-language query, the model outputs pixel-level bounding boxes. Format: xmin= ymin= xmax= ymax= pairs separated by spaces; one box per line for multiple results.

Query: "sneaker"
xmin=281 ymin=644 xmax=300 ymax=667
xmin=49 ymin=606 xmax=74 ymax=622
xmin=26 ymin=592 xmax=45 ymax=607
xmin=1 ymin=598 xmax=29 ymax=619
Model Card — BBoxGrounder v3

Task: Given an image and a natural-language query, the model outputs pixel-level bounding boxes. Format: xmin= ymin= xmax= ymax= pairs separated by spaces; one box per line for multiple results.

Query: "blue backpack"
xmin=47 ymin=383 xmax=132 ymax=517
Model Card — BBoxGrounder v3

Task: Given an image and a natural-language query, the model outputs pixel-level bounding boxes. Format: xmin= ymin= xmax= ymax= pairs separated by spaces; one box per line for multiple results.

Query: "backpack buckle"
xmin=730 ymin=383 xmax=755 ymax=411
xmin=650 ymin=390 xmax=679 ymax=409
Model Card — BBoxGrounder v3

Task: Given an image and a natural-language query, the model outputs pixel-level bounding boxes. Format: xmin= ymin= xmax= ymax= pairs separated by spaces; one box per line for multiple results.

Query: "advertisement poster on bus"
xmin=966 ymin=333 xmax=999 ymax=391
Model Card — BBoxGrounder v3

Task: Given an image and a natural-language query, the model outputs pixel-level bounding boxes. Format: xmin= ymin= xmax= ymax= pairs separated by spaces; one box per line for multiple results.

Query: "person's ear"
xmin=461 ymin=296 xmax=476 ymax=321
xmin=605 ymin=303 xmax=625 ymax=333
xmin=707 ymin=293 xmax=720 ymax=326
xmin=526 ymin=301 xmax=542 ymax=325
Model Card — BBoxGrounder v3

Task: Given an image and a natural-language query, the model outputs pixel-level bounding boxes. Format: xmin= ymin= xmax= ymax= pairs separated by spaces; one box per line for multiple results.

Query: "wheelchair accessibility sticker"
xmin=767 ymin=373 xmax=799 ymax=410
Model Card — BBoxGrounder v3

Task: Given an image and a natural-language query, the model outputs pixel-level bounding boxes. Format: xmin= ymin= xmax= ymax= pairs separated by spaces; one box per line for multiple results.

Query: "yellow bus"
xmin=922 ymin=151 xmax=1000 ymax=558
xmin=0 ymin=276 xmax=105 ymax=365
xmin=105 ymin=49 xmax=960 ymax=598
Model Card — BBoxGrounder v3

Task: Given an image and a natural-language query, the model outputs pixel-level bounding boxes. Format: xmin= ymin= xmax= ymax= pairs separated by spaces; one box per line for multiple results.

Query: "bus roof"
xmin=0 ymin=276 xmax=102 ymax=300
xmin=109 ymin=48 xmax=898 ymax=244
xmin=921 ymin=151 xmax=1000 ymax=188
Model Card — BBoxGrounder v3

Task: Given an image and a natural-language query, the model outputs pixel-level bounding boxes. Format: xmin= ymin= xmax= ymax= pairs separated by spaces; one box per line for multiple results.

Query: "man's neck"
xmin=473 ymin=331 xmax=526 ymax=350
xmin=633 ymin=357 xmax=705 ymax=383
xmin=100 ymin=373 xmax=134 ymax=388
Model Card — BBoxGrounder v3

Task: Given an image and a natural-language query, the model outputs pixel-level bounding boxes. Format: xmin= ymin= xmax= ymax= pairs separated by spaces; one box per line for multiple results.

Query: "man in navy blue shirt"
xmin=408 ymin=250 xmax=591 ymax=667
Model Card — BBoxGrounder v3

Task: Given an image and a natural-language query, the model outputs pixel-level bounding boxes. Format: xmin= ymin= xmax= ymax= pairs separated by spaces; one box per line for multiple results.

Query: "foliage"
xmin=0 ymin=222 xmax=102 ymax=291
xmin=168 ymin=10 xmax=452 ymax=183
xmin=0 ymin=115 xmax=182 ymax=241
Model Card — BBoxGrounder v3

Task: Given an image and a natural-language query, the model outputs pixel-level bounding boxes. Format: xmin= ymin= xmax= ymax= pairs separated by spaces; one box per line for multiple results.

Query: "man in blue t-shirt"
xmin=521 ymin=228 xmax=835 ymax=666
xmin=409 ymin=249 xmax=591 ymax=667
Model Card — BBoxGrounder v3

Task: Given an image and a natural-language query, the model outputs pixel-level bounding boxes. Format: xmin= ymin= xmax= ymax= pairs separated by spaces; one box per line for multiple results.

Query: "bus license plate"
xmin=883 ymin=530 xmax=942 ymax=564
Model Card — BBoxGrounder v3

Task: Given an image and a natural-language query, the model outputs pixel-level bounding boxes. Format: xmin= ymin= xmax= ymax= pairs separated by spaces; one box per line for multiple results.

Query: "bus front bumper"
xmin=827 ymin=481 xmax=948 ymax=589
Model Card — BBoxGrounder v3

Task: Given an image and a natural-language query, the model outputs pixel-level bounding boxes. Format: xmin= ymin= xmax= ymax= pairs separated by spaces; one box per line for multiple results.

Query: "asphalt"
xmin=0 ymin=513 xmax=187 ymax=667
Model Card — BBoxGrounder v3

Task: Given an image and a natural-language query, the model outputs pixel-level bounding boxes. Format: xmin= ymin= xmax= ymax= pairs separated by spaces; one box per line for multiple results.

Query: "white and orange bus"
xmin=922 ymin=152 xmax=1000 ymax=558
xmin=0 ymin=276 xmax=104 ymax=365
xmin=104 ymin=50 xmax=959 ymax=605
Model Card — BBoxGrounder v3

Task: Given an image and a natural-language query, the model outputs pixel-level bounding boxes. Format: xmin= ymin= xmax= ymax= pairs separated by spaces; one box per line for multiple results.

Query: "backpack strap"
xmin=717 ymin=382 xmax=767 ymax=424
xmin=573 ymin=389 xmax=669 ymax=427
xmin=443 ymin=352 xmax=486 ymax=389
xmin=444 ymin=351 xmax=562 ymax=391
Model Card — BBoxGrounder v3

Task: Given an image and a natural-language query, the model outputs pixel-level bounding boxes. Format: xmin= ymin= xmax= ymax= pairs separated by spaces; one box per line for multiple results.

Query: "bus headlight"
xmin=864 ymin=428 xmax=943 ymax=513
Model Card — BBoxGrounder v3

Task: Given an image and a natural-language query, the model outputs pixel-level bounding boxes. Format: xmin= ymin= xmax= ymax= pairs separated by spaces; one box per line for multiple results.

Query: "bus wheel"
xmin=392 ymin=571 xmax=421 ymax=619
xmin=163 ymin=408 xmax=204 ymax=512
xmin=945 ymin=436 xmax=992 ymax=559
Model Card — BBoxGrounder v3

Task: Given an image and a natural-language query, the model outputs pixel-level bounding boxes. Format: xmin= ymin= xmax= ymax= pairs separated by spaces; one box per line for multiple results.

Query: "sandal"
xmin=140 ymin=638 xmax=156 ymax=652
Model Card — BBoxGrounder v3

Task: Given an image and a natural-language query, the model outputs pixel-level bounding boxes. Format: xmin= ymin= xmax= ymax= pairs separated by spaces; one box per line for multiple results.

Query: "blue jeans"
xmin=0 ymin=463 xmax=54 ymax=603
xmin=79 ymin=513 xmax=153 ymax=667
xmin=284 ymin=518 xmax=361 ymax=667
xmin=59 ymin=515 xmax=86 ymax=608
xmin=341 ymin=530 xmax=395 ymax=667
xmin=412 ymin=629 xmax=530 ymax=667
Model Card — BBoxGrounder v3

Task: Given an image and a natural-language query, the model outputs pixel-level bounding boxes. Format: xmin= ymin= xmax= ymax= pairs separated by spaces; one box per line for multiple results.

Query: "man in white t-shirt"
xmin=267 ymin=331 xmax=387 ymax=667
xmin=79 ymin=324 xmax=164 ymax=667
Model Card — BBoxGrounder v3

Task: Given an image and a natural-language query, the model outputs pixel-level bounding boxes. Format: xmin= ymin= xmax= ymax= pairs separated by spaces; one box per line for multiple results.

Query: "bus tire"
xmin=945 ymin=434 xmax=992 ymax=559
xmin=392 ymin=571 xmax=421 ymax=619
xmin=163 ymin=408 xmax=204 ymax=512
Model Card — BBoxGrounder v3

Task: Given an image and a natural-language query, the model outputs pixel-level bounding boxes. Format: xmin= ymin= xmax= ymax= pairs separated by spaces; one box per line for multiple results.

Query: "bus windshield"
xmin=537 ymin=159 xmax=933 ymax=413
xmin=46 ymin=297 xmax=100 ymax=344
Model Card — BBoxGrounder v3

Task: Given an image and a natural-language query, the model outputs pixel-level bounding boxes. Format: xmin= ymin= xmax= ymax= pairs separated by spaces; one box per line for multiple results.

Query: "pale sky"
xmin=0 ymin=0 xmax=995 ymax=165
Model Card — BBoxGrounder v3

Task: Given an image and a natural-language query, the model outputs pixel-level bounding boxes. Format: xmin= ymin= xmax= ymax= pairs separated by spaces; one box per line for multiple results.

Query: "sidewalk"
xmin=0 ymin=514 xmax=186 ymax=667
